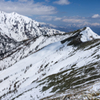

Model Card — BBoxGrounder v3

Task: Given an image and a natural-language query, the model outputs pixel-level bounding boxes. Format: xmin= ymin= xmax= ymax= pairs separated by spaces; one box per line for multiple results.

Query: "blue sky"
xmin=0 ymin=0 xmax=100 ymax=33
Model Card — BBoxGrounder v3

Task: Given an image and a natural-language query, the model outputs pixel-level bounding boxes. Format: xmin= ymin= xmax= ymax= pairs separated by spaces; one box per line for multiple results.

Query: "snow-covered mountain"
xmin=0 ymin=11 xmax=64 ymax=42
xmin=0 ymin=11 xmax=64 ymax=60
xmin=0 ymin=11 xmax=100 ymax=100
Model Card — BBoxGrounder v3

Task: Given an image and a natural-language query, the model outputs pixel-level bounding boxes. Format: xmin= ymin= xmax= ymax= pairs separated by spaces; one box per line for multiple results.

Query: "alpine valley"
xmin=0 ymin=11 xmax=100 ymax=100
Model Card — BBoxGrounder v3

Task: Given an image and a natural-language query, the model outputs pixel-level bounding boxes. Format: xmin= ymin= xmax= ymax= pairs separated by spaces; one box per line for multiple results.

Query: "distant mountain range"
xmin=0 ymin=11 xmax=100 ymax=100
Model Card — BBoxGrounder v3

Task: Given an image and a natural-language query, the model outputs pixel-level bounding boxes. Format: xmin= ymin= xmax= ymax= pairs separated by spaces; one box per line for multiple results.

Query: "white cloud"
xmin=61 ymin=16 xmax=100 ymax=27
xmin=37 ymin=16 xmax=62 ymax=21
xmin=54 ymin=17 xmax=62 ymax=21
xmin=62 ymin=18 xmax=85 ymax=23
xmin=91 ymin=23 xmax=100 ymax=26
xmin=45 ymin=0 xmax=50 ymax=2
xmin=92 ymin=14 xmax=100 ymax=18
xmin=38 ymin=16 xmax=54 ymax=21
xmin=18 ymin=0 xmax=29 ymax=2
xmin=85 ymin=22 xmax=100 ymax=26
xmin=81 ymin=22 xmax=100 ymax=26
xmin=66 ymin=22 xmax=100 ymax=28
xmin=54 ymin=0 xmax=70 ymax=5
xmin=36 ymin=15 xmax=100 ymax=28
xmin=0 ymin=0 xmax=57 ymax=16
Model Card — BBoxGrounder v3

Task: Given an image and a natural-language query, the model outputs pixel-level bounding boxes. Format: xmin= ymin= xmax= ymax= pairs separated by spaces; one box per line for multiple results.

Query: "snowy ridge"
xmin=1 ymin=26 xmax=99 ymax=69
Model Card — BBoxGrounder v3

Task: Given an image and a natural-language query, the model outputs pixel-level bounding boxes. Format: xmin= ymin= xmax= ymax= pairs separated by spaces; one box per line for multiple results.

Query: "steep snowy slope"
xmin=0 ymin=34 xmax=69 ymax=69
xmin=0 ymin=31 xmax=18 ymax=55
xmin=0 ymin=27 xmax=100 ymax=100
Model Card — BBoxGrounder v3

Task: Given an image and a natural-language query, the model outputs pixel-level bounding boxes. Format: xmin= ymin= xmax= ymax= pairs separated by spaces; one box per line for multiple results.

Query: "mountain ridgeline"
xmin=0 ymin=11 xmax=100 ymax=100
